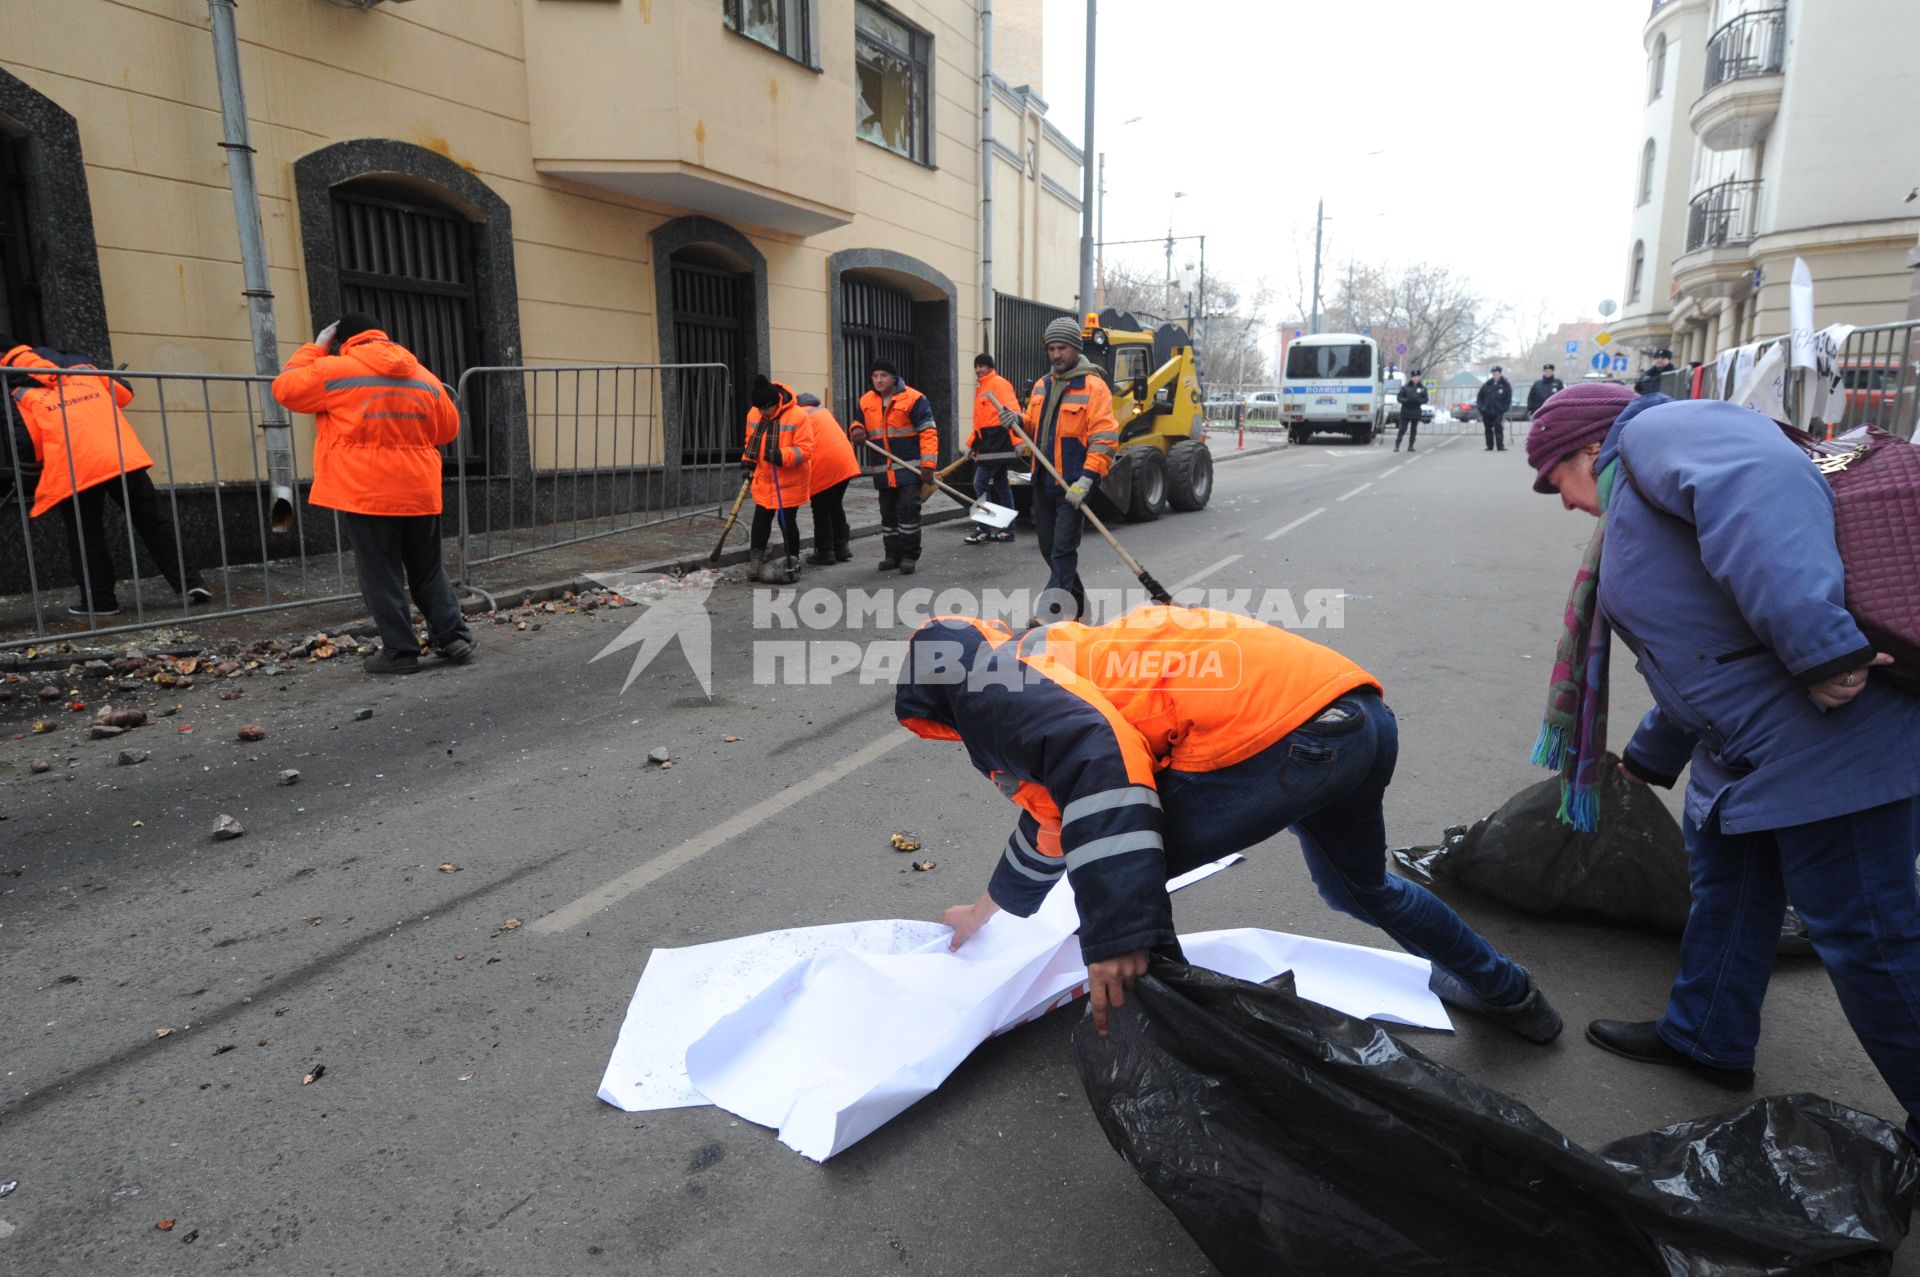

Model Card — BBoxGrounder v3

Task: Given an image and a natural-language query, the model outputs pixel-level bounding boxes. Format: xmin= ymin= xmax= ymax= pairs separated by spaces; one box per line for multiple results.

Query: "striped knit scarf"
xmin=1531 ymin=461 xmax=1620 ymax=832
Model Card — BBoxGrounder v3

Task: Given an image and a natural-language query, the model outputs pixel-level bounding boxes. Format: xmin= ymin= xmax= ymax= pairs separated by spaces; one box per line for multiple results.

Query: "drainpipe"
xmin=980 ymin=0 xmax=994 ymax=354
xmin=208 ymin=0 xmax=296 ymax=533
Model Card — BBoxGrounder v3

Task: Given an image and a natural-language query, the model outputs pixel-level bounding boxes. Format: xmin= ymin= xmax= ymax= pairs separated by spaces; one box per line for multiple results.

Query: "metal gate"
xmin=993 ymin=291 xmax=1073 ymax=400
xmin=0 ymin=131 xmax=44 ymax=345
xmin=842 ymin=276 xmax=916 ymax=428
xmin=670 ymin=259 xmax=750 ymax=466
xmin=330 ymin=188 xmax=482 ymax=465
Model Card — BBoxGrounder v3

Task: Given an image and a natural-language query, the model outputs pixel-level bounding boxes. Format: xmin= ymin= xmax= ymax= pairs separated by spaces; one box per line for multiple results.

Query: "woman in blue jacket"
xmin=1526 ymin=382 xmax=1920 ymax=1138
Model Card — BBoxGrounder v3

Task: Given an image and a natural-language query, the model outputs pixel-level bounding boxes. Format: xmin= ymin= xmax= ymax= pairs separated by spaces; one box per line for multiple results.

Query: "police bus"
xmin=1280 ymin=332 xmax=1383 ymax=445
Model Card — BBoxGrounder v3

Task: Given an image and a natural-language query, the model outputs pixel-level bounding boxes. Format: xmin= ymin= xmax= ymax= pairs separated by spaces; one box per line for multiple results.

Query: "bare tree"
xmin=1097 ymin=260 xmax=1272 ymax=385
xmin=1332 ymin=262 xmax=1505 ymax=379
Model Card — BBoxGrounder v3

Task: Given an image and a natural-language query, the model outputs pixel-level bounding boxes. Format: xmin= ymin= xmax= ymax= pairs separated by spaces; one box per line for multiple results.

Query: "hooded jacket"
xmin=896 ymin=607 xmax=1378 ymax=961
xmin=271 ymin=330 xmax=460 ymax=516
xmin=742 ymin=381 xmax=814 ymax=510
xmin=1022 ymin=356 xmax=1118 ymax=488
xmin=1599 ymin=396 xmax=1920 ymax=834
xmin=3 ymin=344 xmax=153 ymax=518
xmin=800 ymin=400 xmax=861 ymax=497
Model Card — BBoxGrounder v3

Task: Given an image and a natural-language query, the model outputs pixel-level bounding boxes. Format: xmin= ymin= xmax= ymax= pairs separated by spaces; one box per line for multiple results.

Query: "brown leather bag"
xmin=1779 ymin=424 xmax=1920 ymax=692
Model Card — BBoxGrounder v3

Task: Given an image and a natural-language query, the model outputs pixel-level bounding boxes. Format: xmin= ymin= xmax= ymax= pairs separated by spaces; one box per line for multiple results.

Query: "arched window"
xmin=1647 ymin=33 xmax=1667 ymax=103
xmin=1629 ymin=241 xmax=1646 ymax=304
xmin=1637 ymin=139 xmax=1657 ymax=206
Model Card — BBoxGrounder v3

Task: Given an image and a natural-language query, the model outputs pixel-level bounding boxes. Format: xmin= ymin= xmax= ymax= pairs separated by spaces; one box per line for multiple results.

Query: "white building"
xmin=1610 ymin=0 xmax=1920 ymax=364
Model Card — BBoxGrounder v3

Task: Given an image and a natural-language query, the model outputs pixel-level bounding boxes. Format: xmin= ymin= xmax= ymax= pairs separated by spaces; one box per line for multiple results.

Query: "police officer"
xmin=853 ymin=360 xmax=937 ymax=575
xmin=1395 ymin=369 xmax=1428 ymax=452
xmin=1477 ymin=365 xmax=1514 ymax=451
xmin=1526 ymin=363 xmax=1565 ymax=417
xmin=1635 ymin=348 xmax=1675 ymax=396
xmin=271 ymin=312 xmax=472 ymax=675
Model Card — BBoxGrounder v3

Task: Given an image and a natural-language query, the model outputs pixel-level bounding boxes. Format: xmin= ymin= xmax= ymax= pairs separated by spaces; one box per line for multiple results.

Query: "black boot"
xmin=1584 ymin=1019 xmax=1755 ymax=1089
xmin=835 ymin=540 xmax=853 ymax=563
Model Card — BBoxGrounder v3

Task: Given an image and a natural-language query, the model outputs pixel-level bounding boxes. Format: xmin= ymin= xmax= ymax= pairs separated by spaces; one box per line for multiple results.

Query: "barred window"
xmin=855 ymin=3 xmax=930 ymax=164
xmin=724 ymin=0 xmax=813 ymax=67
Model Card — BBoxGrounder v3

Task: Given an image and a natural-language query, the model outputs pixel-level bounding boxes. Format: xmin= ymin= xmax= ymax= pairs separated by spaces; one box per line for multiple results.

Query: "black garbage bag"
xmin=1390 ymin=754 xmax=1693 ymax=934
xmin=1075 ymin=960 xmax=1919 ymax=1277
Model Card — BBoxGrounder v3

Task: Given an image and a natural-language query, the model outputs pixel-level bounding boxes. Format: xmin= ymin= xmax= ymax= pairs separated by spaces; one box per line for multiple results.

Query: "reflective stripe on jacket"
xmin=1023 ymin=361 xmax=1118 ymax=486
xmin=802 ymin=405 xmax=861 ymax=496
xmin=271 ymin=330 xmax=459 ymax=516
xmin=968 ymin=372 xmax=1020 ymax=453
xmin=742 ymin=382 xmax=814 ymax=510
xmin=3 ymin=345 xmax=153 ymax=518
xmin=858 ymin=383 xmax=937 ymax=488
xmin=895 ymin=607 xmax=1380 ymax=961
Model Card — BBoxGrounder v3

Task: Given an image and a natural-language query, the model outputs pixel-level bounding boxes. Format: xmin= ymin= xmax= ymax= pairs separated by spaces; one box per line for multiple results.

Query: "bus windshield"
xmin=1286 ymin=343 xmax=1373 ymax=380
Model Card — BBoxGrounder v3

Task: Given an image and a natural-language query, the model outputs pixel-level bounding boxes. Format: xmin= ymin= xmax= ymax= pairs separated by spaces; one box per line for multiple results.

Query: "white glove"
xmin=314 ymin=322 xmax=339 ymax=351
xmin=1064 ymin=476 xmax=1094 ymax=508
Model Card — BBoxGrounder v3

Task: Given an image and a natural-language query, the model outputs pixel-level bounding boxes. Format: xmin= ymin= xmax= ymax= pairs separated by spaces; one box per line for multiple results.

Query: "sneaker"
xmin=69 ymin=599 xmax=121 ymax=617
xmin=993 ymin=530 xmax=1015 ymax=542
xmin=363 ymin=649 xmax=421 ymax=676
xmin=435 ymin=637 xmax=475 ymax=665
xmin=963 ymin=529 xmax=991 ymax=545
xmin=1428 ymin=966 xmax=1563 ymax=1045
xmin=185 ymin=585 xmax=213 ymax=604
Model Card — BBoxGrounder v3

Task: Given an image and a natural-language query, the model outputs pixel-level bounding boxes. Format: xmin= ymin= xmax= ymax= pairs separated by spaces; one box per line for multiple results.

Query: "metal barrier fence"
xmin=1 ymin=360 xmax=737 ymax=650
xmin=1650 ymin=319 xmax=1919 ymax=441
xmin=452 ymin=363 xmax=733 ymax=582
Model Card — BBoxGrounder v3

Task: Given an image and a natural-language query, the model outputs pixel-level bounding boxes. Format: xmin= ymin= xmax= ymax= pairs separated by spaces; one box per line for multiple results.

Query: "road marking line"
xmin=1170 ymin=554 xmax=1241 ymax=592
xmin=1324 ymin=449 xmax=1348 ymax=458
xmin=1263 ymin=507 xmax=1327 ymax=541
xmin=1336 ymin=481 xmax=1373 ymax=502
xmin=528 ymin=730 xmax=913 ymax=934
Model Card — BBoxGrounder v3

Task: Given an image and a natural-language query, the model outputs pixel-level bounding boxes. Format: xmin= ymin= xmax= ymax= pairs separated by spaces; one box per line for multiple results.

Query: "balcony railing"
xmin=1686 ymin=179 xmax=1763 ymax=252
xmin=1704 ymin=8 xmax=1786 ymax=91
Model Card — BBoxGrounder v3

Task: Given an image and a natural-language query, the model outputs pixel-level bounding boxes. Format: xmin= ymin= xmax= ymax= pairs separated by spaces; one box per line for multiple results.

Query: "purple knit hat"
xmin=1526 ymin=382 xmax=1635 ymax=494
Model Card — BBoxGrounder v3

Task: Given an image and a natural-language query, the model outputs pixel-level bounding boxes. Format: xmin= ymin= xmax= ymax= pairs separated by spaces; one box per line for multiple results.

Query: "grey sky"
xmin=1042 ymin=0 xmax=1653 ymax=345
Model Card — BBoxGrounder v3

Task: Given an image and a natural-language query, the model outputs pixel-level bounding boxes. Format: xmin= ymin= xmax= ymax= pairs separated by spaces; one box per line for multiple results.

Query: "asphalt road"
xmin=2 ymin=432 xmax=1910 ymax=1275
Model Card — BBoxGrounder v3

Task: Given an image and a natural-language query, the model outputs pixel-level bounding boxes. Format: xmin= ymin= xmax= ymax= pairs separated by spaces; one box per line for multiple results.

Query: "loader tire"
xmin=1166 ymin=439 xmax=1213 ymax=512
xmin=1126 ymin=448 xmax=1168 ymax=522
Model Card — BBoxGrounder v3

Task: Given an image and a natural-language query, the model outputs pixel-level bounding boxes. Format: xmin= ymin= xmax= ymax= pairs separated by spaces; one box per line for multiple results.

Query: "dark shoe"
xmin=877 ymin=557 xmax=901 ymax=572
xmin=435 ymin=637 xmax=475 ymax=665
xmin=993 ymin=530 xmax=1015 ymax=542
xmin=897 ymin=560 xmax=917 ymax=576
xmin=834 ymin=542 xmax=853 ymax=563
xmin=1584 ymin=1019 xmax=1755 ymax=1089
xmin=808 ymin=549 xmax=836 ymax=567
xmin=69 ymin=599 xmax=121 ymax=617
xmin=963 ymin=528 xmax=991 ymax=545
xmin=1429 ymin=967 xmax=1563 ymax=1045
xmin=363 ymin=649 xmax=421 ymax=676
xmin=185 ymin=585 xmax=213 ymax=604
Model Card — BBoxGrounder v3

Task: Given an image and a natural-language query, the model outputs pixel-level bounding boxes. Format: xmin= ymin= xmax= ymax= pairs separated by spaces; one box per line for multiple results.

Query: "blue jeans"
xmin=1158 ymin=689 xmax=1530 ymax=1005
xmin=1031 ymin=477 xmax=1086 ymax=621
xmin=972 ymin=460 xmax=1012 ymax=521
xmin=1659 ymin=795 xmax=1920 ymax=1124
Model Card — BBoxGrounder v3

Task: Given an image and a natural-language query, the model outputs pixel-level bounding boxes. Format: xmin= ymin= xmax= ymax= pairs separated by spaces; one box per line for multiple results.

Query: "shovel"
xmin=862 ymin=440 xmax=1016 ymax=529
xmin=1003 ymin=417 xmax=1173 ymax=605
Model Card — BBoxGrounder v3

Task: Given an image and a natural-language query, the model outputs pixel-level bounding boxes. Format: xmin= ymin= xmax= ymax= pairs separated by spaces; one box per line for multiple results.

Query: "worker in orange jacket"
xmin=964 ymin=353 xmax=1020 ymax=546
xmin=1001 ymin=316 xmax=1120 ymax=621
xmin=2 ymin=339 xmax=208 ymax=617
xmin=897 ymin=606 xmax=1562 ymax=1040
xmin=796 ymin=391 xmax=859 ymax=566
xmin=741 ymin=377 xmax=815 ymax=584
xmin=271 ymin=312 xmax=471 ymax=675
xmin=853 ymin=359 xmax=937 ymax=575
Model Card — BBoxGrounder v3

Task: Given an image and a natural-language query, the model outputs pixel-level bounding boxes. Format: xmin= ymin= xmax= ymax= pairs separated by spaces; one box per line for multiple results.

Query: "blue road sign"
xmin=1612 ymin=355 xmax=1630 ymax=373
xmin=1590 ymin=352 xmax=1611 ymax=372
xmin=1565 ymin=340 xmax=1580 ymax=355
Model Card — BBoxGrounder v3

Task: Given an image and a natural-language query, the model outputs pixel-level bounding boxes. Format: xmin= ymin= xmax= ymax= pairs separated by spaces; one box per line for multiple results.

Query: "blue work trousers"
xmin=1158 ymin=689 xmax=1530 ymax=1006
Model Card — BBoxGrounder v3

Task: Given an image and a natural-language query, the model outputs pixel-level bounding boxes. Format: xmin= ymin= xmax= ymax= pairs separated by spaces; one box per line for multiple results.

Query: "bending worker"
xmin=796 ymin=392 xmax=858 ymax=566
xmin=895 ymin=605 xmax=1562 ymax=1039
xmin=853 ymin=359 xmax=936 ymax=575
xmin=1001 ymin=316 xmax=1118 ymax=621
xmin=271 ymin=312 xmax=473 ymax=675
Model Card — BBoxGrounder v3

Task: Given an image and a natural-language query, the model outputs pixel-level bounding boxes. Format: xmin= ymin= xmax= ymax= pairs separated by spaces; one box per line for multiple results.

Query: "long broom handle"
xmin=1003 ymin=417 xmax=1173 ymax=606
xmin=861 ymin=439 xmax=994 ymax=510
xmin=707 ymin=477 xmax=753 ymax=564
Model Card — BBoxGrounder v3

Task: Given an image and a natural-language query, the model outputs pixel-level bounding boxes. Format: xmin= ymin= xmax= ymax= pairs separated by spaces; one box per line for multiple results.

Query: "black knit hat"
xmin=869 ymin=358 xmax=900 ymax=379
xmin=749 ymin=375 xmax=783 ymax=412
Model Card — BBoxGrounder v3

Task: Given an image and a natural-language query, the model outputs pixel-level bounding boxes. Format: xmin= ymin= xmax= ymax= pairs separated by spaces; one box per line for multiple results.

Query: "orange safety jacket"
xmin=968 ymin=371 xmax=1021 ymax=453
xmin=742 ymin=382 xmax=814 ymax=510
xmin=3 ymin=345 xmax=153 ymax=518
xmin=1022 ymin=361 xmax=1119 ymax=487
xmin=271 ymin=330 xmax=460 ymax=517
xmin=802 ymin=404 xmax=861 ymax=496
xmin=896 ymin=607 xmax=1380 ymax=961
xmin=857 ymin=382 xmax=937 ymax=489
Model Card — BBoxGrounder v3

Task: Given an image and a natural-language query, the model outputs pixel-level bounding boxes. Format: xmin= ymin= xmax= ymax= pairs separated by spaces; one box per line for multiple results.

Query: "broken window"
xmin=855 ymin=3 xmax=929 ymax=163
xmin=723 ymin=0 xmax=812 ymax=67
